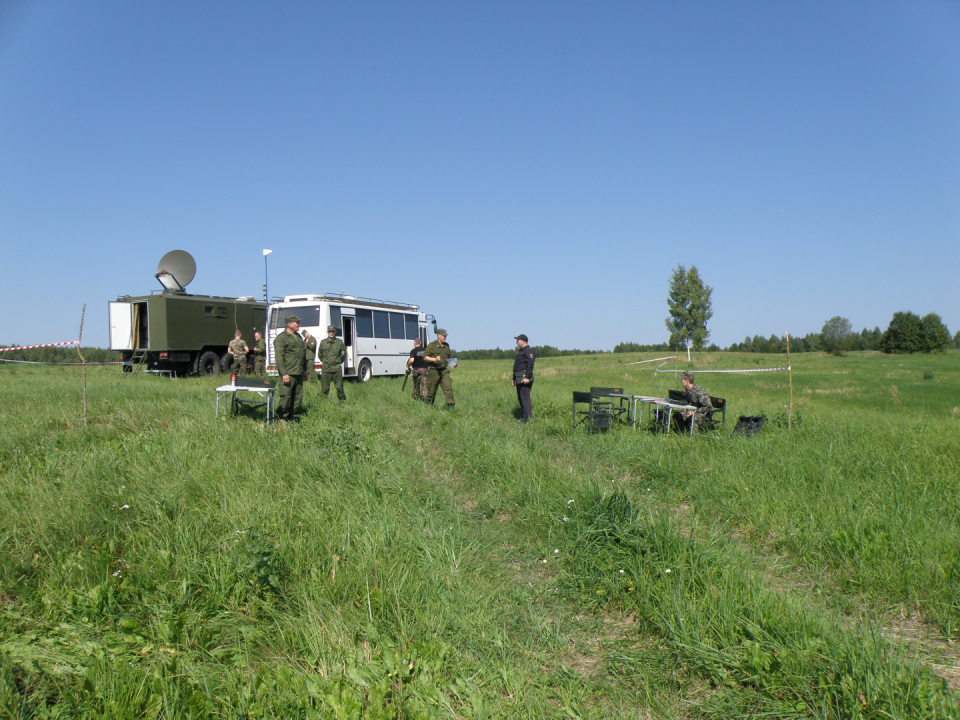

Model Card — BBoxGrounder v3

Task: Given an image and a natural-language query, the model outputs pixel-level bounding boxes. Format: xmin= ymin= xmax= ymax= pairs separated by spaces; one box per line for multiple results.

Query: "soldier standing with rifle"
xmin=252 ymin=331 xmax=266 ymax=378
xmin=406 ymin=338 xmax=428 ymax=401
xmin=318 ymin=325 xmax=347 ymax=402
xmin=273 ymin=316 xmax=305 ymax=422
xmin=302 ymin=330 xmax=317 ymax=383
xmin=424 ymin=329 xmax=455 ymax=409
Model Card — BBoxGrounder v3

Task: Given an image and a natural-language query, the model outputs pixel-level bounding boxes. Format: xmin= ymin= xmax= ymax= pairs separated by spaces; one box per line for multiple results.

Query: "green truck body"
xmin=108 ymin=292 xmax=266 ymax=376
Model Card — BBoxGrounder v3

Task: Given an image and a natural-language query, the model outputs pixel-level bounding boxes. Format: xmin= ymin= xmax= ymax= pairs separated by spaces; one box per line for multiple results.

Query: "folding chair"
xmin=573 ymin=390 xmax=619 ymax=433
xmin=706 ymin=397 xmax=726 ymax=427
xmin=589 ymin=387 xmax=628 ymax=427
xmin=573 ymin=391 xmax=593 ymax=430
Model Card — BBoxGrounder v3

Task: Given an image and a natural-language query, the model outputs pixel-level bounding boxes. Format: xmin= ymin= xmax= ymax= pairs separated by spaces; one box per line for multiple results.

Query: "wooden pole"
xmin=785 ymin=331 xmax=793 ymax=431
xmin=77 ymin=304 xmax=87 ymax=429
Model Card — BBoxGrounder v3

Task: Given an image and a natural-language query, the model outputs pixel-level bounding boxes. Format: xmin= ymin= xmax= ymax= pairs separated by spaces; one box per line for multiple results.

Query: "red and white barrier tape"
xmin=0 ymin=340 xmax=80 ymax=352
xmin=624 ymin=355 xmax=677 ymax=366
xmin=0 ymin=358 xmax=123 ymax=365
xmin=655 ymin=360 xmax=789 ymax=374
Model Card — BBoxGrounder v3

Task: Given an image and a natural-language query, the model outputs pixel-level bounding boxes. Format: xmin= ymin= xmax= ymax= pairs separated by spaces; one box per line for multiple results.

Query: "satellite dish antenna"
xmin=155 ymin=250 xmax=197 ymax=292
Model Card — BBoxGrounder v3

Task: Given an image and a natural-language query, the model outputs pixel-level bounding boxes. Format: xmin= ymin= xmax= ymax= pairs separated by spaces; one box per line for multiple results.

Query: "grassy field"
xmin=1 ymin=350 xmax=959 ymax=719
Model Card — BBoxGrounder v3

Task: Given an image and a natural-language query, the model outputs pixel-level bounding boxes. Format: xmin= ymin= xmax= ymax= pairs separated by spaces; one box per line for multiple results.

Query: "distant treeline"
xmin=729 ymin=320 xmax=959 ymax=355
xmin=458 ymin=346 xmax=604 ymax=360
xmin=0 ymin=346 xmax=122 ymax=365
xmin=613 ymin=342 xmax=676 ymax=354
xmin=463 ymin=325 xmax=960 ymax=360
xmin=727 ymin=329 xmax=885 ymax=354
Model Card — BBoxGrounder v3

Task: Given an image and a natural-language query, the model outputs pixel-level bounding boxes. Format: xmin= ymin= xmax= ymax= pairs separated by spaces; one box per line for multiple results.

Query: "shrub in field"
xmin=821 ymin=316 xmax=853 ymax=355
xmin=921 ymin=313 xmax=951 ymax=354
xmin=881 ymin=311 xmax=951 ymax=354
xmin=881 ymin=312 xmax=924 ymax=353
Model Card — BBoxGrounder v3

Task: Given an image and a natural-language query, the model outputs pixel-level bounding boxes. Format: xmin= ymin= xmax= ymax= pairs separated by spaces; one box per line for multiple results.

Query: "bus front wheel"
xmin=357 ymin=359 xmax=372 ymax=383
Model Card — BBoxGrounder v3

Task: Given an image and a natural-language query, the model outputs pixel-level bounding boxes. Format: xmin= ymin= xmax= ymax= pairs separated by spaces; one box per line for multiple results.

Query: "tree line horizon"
xmin=462 ymin=264 xmax=957 ymax=359
xmin=3 ymin=324 xmax=957 ymax=364
xmin=1 ymin=264 xmax=955 ymax=363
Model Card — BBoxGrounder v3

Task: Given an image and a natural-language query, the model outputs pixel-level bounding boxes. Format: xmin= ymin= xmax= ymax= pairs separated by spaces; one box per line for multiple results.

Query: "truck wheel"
xmin=221 ymin=353 xmax=233 ymax=373
xmin=357 ymin=359 xmax=372 ymax=383
xmin=198 ymin=351 xmax=221 ymax=377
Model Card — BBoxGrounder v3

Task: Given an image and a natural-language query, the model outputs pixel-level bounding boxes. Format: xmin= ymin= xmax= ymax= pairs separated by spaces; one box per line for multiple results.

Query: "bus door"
xmin=337 ymin=308 xmax=356 ymax=375
xmin=342 ymin=317 xmax=357 ymax=374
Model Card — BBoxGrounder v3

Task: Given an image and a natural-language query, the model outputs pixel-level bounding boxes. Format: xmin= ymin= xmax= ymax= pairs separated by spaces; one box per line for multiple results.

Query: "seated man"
xmin=679 ymin=371 xmax=713 ymax=435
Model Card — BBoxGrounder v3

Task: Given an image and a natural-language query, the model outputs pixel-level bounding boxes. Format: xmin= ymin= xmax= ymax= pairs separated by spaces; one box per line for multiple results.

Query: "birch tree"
xmin=665 ymin=265 xmax=713 ymax=360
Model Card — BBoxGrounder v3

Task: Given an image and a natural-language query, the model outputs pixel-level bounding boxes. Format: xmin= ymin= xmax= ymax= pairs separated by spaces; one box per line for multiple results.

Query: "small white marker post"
xmin=785 ymin=331 xmax=793 ymax=432
xmin=77 ymin=304 xmax=87 ymax=429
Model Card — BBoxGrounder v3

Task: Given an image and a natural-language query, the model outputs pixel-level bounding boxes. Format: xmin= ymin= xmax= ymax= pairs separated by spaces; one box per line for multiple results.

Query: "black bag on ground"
xmin=734 ymin=415 xmax=765 ymax=437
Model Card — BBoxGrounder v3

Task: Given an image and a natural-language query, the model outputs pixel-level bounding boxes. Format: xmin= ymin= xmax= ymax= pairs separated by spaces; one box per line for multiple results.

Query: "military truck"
xmin=108 ymin=251 xmax=266 ymax=376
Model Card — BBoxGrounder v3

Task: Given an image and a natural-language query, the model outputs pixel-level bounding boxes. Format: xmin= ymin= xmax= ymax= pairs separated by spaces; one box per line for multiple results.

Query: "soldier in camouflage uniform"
xmin=273 ymin=316 xmax=305 ymax=421
xmin=424 ymin=330 xmax=455 ymax=409
xmin=318 ymin=325 xmax=347 ymax=401
xmin=227 ymin=331 xmax=250 ymax=377
xmin=252 ymin=332 xmax=266 ymax=377
xmin=406 ymin=338 xmax=429 ymax=401
xmin=302 ymin=330 xmax=317 ymax=383
xmin=680 ymin=371 xmax=713 ymax=435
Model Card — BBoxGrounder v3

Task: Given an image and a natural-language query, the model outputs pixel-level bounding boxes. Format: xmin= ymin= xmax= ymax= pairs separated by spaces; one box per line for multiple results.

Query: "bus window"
xmin=297 ymin=307 xmax=321 ymax=327
xmin=356 ymin=309 xmax=373 ymax=337
xmin=405 ymin=314 xmax=419 ymax=340
xmin=389 ymin=312 xmax=405 ymax=339
xmin=329 ymin=306 xmax=342 ymax=336
xmin=373 ymin=310 xmax=390 ymax=338
xmin=274 ymin=307 xmax=315 ymax=329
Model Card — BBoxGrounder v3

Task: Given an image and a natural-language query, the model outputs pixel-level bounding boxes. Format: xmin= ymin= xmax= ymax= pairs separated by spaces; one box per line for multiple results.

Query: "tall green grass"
xmin=1 ymin=351 xmax=958 ymax=718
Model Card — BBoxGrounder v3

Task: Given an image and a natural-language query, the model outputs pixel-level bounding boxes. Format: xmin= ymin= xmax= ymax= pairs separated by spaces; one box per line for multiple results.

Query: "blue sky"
xmin=2 ymin=1 xmax=958 ymax=351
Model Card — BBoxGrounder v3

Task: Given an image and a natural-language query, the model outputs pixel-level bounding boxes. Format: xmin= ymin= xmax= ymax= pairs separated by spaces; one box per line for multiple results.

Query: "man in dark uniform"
xmin=273 ymin=315 xmax=305 ymax=422
xmin=679 ymin=371 xmax=713 ymax=435
xmin=318 ymin=325 xmax=347 ymax=401
xmin=406 ymin=338 xmax=429 ymax=401
xmin=512 ymin=334 xmax=535 ymax=423
xmin=424 ymin=329 xmax=455 ymax=409
xmin=302 ymin=329 xmax=317 ymax=383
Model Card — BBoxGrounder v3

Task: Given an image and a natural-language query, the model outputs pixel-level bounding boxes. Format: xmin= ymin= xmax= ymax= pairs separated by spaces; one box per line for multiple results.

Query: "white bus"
xmin=266 ymin=293 xmax=434 ymax=382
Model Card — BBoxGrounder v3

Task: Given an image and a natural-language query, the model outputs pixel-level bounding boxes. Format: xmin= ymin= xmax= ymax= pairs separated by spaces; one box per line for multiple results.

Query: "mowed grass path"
xmin=1 ymin=350 xmax=958 ymax=718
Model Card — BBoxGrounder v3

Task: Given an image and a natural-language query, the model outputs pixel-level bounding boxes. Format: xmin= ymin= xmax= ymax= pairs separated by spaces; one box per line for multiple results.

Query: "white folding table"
xmin=215 ymin=384 xmax=276 ymax=424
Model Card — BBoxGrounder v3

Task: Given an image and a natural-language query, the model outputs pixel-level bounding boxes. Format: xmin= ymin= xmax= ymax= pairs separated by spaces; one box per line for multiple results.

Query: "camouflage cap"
xmin=327 ymin=325 xmax=336 ymax=332
xmin=681 ymin=371 xmax=694 ymax=382
xmin=435 ymin=329 xmax=448 ymax=336
xmin=285 ymin=315 xmax=300 ymax=324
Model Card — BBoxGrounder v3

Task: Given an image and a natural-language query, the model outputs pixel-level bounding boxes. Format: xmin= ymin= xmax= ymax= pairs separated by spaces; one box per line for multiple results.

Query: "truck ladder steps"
xmin=123 ymin=349 xmax=149 ymax=379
